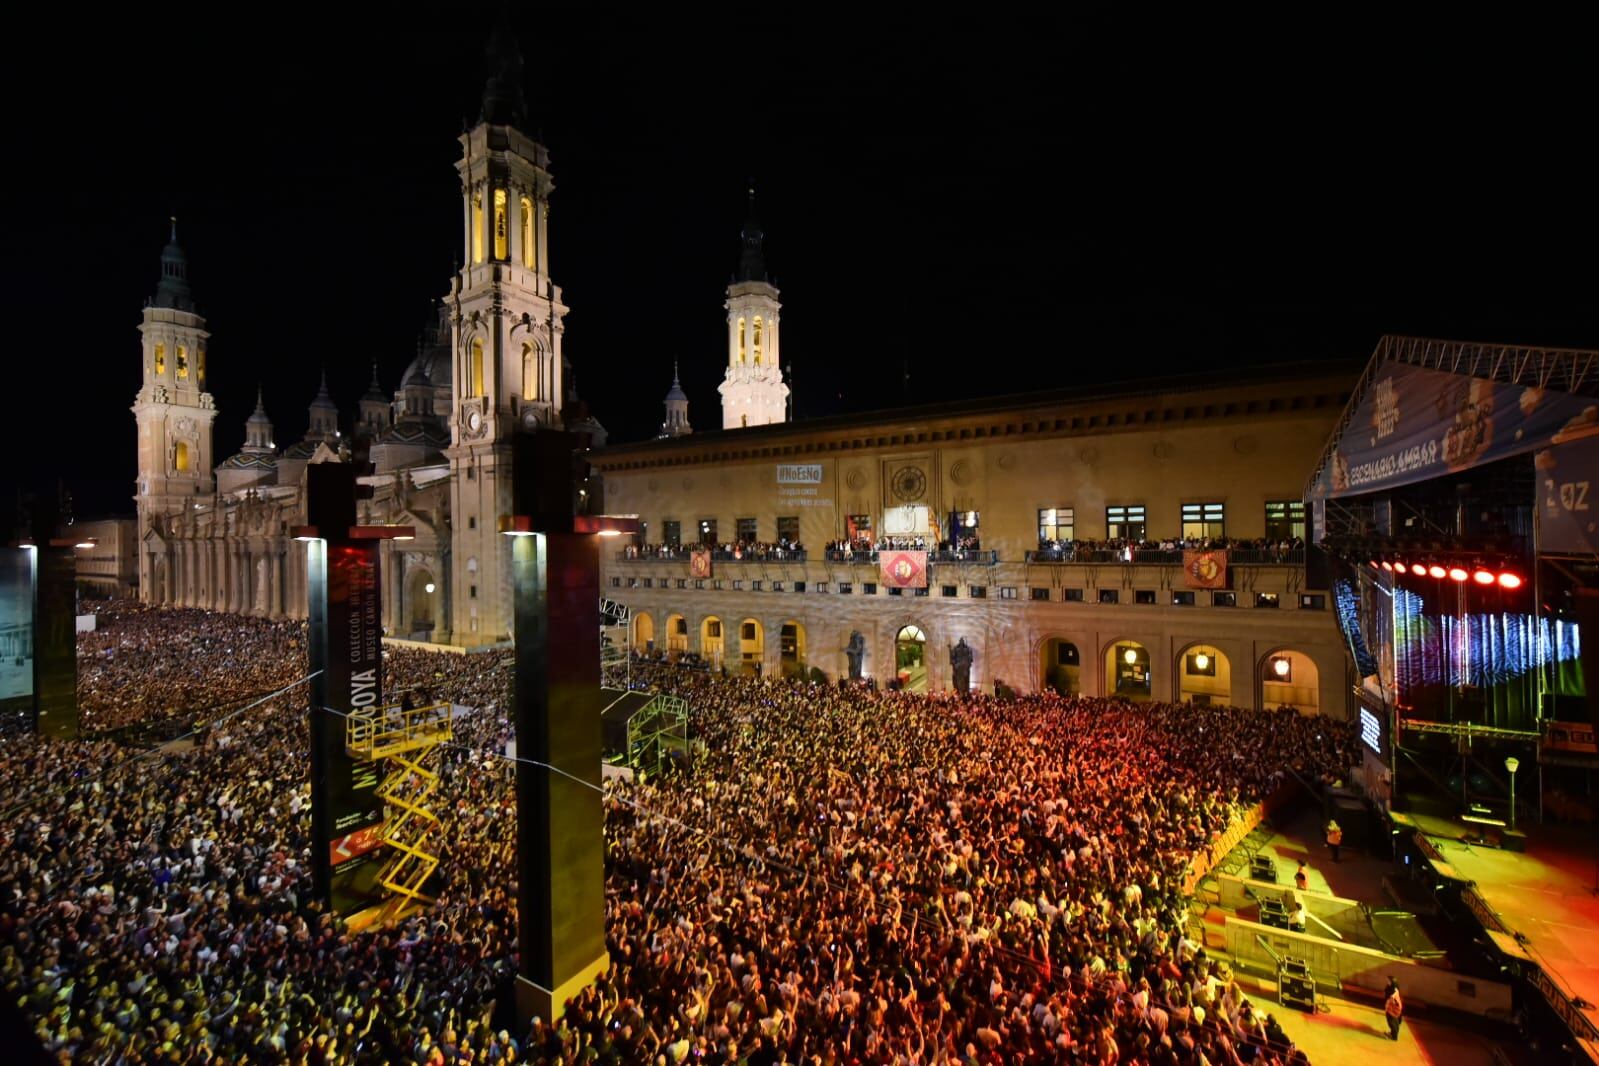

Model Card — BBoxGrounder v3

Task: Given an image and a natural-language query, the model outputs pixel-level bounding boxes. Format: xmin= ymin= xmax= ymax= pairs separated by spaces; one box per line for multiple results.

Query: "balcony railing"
xmin=1026 ymin=547 xmax=1305 ymax=565
xmin=617 ymin=549 xmax=808 ymax=563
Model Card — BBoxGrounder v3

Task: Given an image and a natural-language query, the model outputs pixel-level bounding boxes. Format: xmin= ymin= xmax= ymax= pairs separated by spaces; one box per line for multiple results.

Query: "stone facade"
xmin=595 ymin=369 xmax=1358 ymax=717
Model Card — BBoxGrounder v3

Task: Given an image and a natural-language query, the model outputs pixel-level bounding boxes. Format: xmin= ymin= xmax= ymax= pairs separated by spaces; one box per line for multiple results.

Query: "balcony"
xmin=1025 ymin=547 xmax=1305 ymax=565
xmin=616 ymin=548 xmax=808 ymax=563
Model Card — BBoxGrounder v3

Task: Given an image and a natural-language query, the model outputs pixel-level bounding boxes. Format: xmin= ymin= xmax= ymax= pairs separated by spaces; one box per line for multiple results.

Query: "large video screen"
xmin=0 ymin=548 xmax=35 ymax=714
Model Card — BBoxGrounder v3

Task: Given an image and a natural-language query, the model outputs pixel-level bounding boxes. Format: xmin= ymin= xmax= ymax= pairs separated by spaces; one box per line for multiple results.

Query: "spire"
xmin=665 ymin=361 xmax=687 ymax=401
xmin=244 ymin=385 xmax=275 ymax=453
xmin=736 ymin=186 xmax=767 ymax=283
xmin=363 ymin=360 xmax=386 ymax=402
xmin=153 ymin=215 xmax=195 ymax=311
xmin=306 ymin=369 xmax=339 ymax=441
xmin=480 ymin=15 xmax=527 ymax=129
xmin=660 ymin=361 xmax=692 ymax=438
xmin=311 ymin=368 xmax=336 ymax=409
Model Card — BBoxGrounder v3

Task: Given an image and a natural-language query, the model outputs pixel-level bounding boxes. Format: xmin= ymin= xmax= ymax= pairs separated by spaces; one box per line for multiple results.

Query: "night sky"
xmin=6 ymin=8 xmax=1596 ymax=520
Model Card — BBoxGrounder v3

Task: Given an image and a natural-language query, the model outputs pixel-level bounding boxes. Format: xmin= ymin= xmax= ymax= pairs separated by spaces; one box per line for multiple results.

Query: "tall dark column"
xmin=509 ymin=429 xmax=609 ymax=1023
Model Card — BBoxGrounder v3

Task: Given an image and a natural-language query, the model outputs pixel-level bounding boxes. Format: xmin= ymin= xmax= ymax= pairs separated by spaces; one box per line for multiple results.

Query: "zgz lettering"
xmin=1559 ymin=481 xmax=1590 ymax=511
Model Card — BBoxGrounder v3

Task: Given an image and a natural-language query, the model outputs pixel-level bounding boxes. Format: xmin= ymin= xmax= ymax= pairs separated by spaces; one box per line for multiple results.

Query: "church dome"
xmin=400 ymin=346 xmax=452 ymax=388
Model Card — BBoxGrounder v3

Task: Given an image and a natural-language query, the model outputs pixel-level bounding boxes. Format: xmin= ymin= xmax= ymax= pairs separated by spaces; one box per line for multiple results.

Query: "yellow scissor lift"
xmin=345 ymin=702 xmax=454 ymax=922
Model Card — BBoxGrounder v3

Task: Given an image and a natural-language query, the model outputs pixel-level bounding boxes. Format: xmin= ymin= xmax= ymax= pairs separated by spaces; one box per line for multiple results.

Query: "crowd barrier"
xmin=1181 ymin=779 xmax=1303 ymax=896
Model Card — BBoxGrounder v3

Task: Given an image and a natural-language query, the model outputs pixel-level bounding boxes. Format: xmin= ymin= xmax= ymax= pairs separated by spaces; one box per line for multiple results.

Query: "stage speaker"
xmin=1579 ymin=590 xmax=1599 ymax=730
xmin=1251 ymin=854 xmax=1279 ymax=883
xmin=1279 ymin=957 xmax=1317 ymax=1012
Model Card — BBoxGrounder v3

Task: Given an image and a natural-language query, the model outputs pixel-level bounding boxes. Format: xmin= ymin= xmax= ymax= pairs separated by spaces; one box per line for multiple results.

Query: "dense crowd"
xmin=1032 ymin=537 xmax=1304 ymax=562
xmin=623 ymin=541 xmax=807 ymax=561
xmin=2 ymin=603 xmax=1355 ymax=1064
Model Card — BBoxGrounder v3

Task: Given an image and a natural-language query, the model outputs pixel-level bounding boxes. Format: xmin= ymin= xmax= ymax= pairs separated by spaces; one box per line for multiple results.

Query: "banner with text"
xmin=0 ymin=548 xmax=33 ymax=721
xmin=1311 ymin=361 xmax=1598 ymax=499
xmin=1182 ymin=549 xmax=1229 ymax=589
xmin=324 ymin=541 xmax=385 ymax=912
xmin=880 ymin=550 xmax=928 ymax=589
xmin=1538 ymin=434 xmax=1599 ymax=556
xmin=775 ymin=463 xmax=830 ymax=511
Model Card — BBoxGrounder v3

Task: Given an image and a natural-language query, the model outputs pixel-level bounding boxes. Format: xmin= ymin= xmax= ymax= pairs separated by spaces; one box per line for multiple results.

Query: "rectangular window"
xmin=1181 ymin=502 xmax=1226 ymax=540
xmin=1135 ymin=589 xmax=1156 ymax=604
xmin=789 ymin=581 xmax=802 ymax=592
xmin=1265 ymin=500 xmax=1307 ymax=541
xmin=999 ymin=587 xmax=1018 ymax=600
xmin=731 ymin=580 xmax=744 ymax=590
xmin=952 ymin=510 xmax=981 ymax=539
xmin=1106 ymin=504 xmax=1146 ymax=541
xmin=1064 ymin=588 xmax=1085 ymax=602
xmin=863 ymin=582 xmax=877 ymax=595
xmin=838 ymin=582 xmax=853 ymax=594
xmin=627 ymin=577 xmax=639 ymax=588
xmin=713 ymin=580 xmax=725 ymax=590
xmin=1031 ymin=587 xmax=1051 ymax=602
xmin=750 ymin=580 xmax=762 ymax=591
xmin=470 ymin=584 xmax=478 ymax=598
xmin=888 ymin=586 xmax=904 ymax=597
xmin=642 ymin=578 xmax=653 ymax=588
xmin=693 ymin=579 xmax=705 ymax=589
xmin=706 ymin=620 xmax=722 ymax=638
xmin=736 ymin=517 xmax=757 ymax=544
xmin=1213 ymin=591 xmax=1236 ymax=607
xmin=468 ymin=516 xmax=477 ymax=529
xmin=1098 ymin=588 xmax=1119 ymax=604
xmin=638 ymin=521 xmax=649 ymax=546
xmin=942 ymin=585 xmax=958 ymax=597
xmin=1038 ymin=507 xmax=1074 ymax=545
xmin=609 ymin=577 xmax=620 ymax=588
xmin=969 ymin=585 xmax=987 ymax=599
xmin=676 ymin=579 xmax=687 ymax=589
xmin=914 ymin=586 xmax=929 ymax=597
xmin=663 ymin=520 xmax=682 ymax=548
xmin=1255 ymin=591 xmax=1281 ymax=608
xmin=1299 ymin=593 xmax=1325 ymax=610
xmin=814 ymin=582 xmax=827 ymax=593
xmin=846 ymin=514 xmax=873 ymax=543
xmin=777 ymin=516 xmax=800 ymax=544
xmin=699 ymin=518 xmax=718 ymax=545
xmin=741 ymin=621 xmax=757 ymax=640
xmin=1172 ymin=590 xmax=1196 ymax=606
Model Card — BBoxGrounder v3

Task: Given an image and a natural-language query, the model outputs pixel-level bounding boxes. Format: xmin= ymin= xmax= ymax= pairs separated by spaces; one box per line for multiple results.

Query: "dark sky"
xmin=6 ymin=7 xmax=1596 ymax=519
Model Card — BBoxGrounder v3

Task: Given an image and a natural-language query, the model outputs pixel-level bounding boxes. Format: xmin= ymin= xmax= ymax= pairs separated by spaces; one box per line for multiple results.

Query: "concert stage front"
xmin=1411 ymin=816 xmax=1599 ymax=1062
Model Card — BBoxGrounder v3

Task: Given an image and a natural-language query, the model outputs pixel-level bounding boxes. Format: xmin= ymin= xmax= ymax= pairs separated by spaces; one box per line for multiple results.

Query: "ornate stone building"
xmin=132 ymin=30 xmax=602 ymax=646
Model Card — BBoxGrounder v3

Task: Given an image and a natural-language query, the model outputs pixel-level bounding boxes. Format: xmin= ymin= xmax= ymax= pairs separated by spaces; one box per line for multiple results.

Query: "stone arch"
xmin=894 ymin=623 xmax=930 ymax=692
xmin=632 ymin=611 xmax=656 ymax=652
xmin=1174 ymin=640 xmax=1231 ymax=706
xmin=700 ymin=615 xmax=725 ymax=669
xmin=1103 ymin=638 xmax=1152 ymax=702
xmin=779 ymin=619 xmax=807 ymax=678
xmin=1037 ymin=636 xmax=1082 ymax=695
xmin=1259 ymin=647 xmax=1321 ymax=715
xmin=405 ymin=566 xmax=438 ymax=639
xmin=737 ymin=618 xmax=764 ymax=676
xmin=665 ymin=613 xmax=689 ymax=655
xmin=153 ymin=555 xmax=169 ymax=604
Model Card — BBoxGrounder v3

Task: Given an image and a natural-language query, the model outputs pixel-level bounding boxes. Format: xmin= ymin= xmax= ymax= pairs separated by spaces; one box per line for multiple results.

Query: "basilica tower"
xmin=446 ymin=25 xmax=569 ymax=642
xmin=132 ymin=220 xmax=216 ymax=602
xmin=718 ymin=190 xmax=789 ymax=429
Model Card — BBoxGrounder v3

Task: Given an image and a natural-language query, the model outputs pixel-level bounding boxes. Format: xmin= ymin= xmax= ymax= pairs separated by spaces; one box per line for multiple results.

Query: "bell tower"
xmin=446 ymin=23 xmax=570 ymax=642
xmin=719 ymin=189 xmax=789 ymax=429
xmin=132 ymin=219 xmax=216 ymax=601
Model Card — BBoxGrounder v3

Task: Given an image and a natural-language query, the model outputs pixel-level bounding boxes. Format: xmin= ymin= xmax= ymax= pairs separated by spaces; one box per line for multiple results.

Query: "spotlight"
xmin=1428 ymin=564 xmax=1447 ymax=579
xmin=1472 ymin=569 xmax=1495 ymax=586
xmin=1380 ymin=561 xmax=1394 ymax=572
xmin=1369 ymin=559 xmax=1382 ymax=570
xmin=1410 ymin=563 xmax=1428 ymax=576
xmin=1498 ymin=572 xmax=1523 ymax=590
xmin=1448 ymin=567 xmax=1469 ymax=582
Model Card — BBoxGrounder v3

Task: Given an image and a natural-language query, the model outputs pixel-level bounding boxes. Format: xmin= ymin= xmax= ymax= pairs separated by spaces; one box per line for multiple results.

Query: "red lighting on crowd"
xmin=1410 ymin=563 xmax=1428 ymax=576
xmin=1472 ymin=569 xmax=1496 ymax=586
xmin=1448 ymin=567 xmax=1469 ymax=582
xmin=1427 ymin=564 xmax=1447 ymax=579
xmin=1498 ymin=572 xmax=1523 ymax=590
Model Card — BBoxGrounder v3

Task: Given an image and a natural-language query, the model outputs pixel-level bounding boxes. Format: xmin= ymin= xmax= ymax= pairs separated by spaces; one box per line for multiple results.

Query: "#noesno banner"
xmin=327 ymin=542 xmax=383 ymax=860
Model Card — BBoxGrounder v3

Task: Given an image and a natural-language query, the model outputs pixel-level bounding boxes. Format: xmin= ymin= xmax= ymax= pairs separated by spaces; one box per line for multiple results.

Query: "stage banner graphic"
xmin=1182 ymin=549 xmax=1229 ymax=589
xmin=324 ymin=541 xmax=385 ymax=909
xmin=689 ymin=550 xmax=712 ymax=579
xmin=0 ymin=548 xmax=34 ymax=719
xmin=1312 ymin=362 xmax=1599 ymax=499
xmin=880 ymin=550 xmax=928 ymax=589
xmin=1538 ymin=434 xmax=1599 ymax=556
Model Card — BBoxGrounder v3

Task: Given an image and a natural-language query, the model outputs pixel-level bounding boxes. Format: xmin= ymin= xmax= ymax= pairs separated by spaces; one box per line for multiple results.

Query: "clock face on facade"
xmin=519 ymin=406 xmax=540 ymax=431
xmin=465 ymin=408 xmax=483 ymax=435
xmin=891 ymin=465 xmax=927 ymax=502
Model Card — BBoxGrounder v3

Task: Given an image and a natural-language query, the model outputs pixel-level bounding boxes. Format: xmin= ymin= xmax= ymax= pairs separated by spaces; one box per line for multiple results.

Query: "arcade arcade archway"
xmin=738 ymin=618 xmax=764 ymax=676
xmin=700 ymin=616 xmax=724 ymax=669
xmin=632 ymin=611 xmax=656 ymax=653
xmin=1176 ymin=643 xmax=1230 ymax=706
xmin=1106 ymin=640 xmax=1151 ymax=701
xmin=1041 ymin=638 xmax=1080 ymax=695
xmin=405 ymin=568 xmax=437 ymax=640
xmin=896 ymin=625 xmax=929 ymax=691
xmin=666 ymin=613 xmax=689 ymax=655
xmin=1261 ymin=649 xmax=1320 ymax=714
xmin=780 ymin=620 xmax=807 ymax=678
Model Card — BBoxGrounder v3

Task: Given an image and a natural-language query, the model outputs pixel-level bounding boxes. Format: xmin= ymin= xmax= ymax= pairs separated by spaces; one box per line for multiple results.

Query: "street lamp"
xmin=1504 ymin=756 xmax=1520 ymax=832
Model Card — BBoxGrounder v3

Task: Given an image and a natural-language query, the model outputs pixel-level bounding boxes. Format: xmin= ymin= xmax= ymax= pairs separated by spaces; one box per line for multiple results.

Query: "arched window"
xmin=520 ymin=196 xmax=534 ymax=268
xmin=471 ymin=193 xmax=484 ymax=264
xmin=197 ymin=347 xmax=206 ymax=387
xmin=174 ymin=441 xmax=190 ymax=472
xmin=470 ymin=338 xmax=485 ymax=398
xmin=522 ymin=342 xmax=537 ymax=400
xmin=737 ymin=317 xmax=746 ymax=364
xmin=176 ymin=345 xmax=189 ymax=379
xmin=493 ymin=189 xmax=508 ymax=260
xmin=753 ymin=316 xmax=763 ymax=365
xmin=154 ymin=343 xmax=165 ymax=376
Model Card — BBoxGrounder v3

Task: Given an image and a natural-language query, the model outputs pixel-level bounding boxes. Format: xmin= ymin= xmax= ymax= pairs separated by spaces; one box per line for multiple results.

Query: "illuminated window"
xmin=737 ymin=317 xmax=746 ymax=364
xmin=196 ymin=348 xmax=206 ymax=387
xmin=699 ymin=518 xmax=717 ymax=545
xmin=154 ymin=343 xmax=165 ymax=375
xmin=776 ymin=516 xmax=799 ymax=543
xmin=1265 ymin=500 xmax=1306 ymax=540
xmin=176 ymin=345 xmax=189 ymax=380
xmin=736 ymin=517 xmax=757 ymax=543
xmin=493 ymin=189 xmax=508 ymax=260
xmin=522 ymin=342 xmax=537 ymax=400
xmin=470 ymin=339 xmax=484 ymax=398
xmin=1038 ymin=507 xmax=1073 ymax=544
xmin=1181 ymin=502 xmax=1225 ymax=539
xmin=472 ymin=193 xmax=484 ymax=263
xmin=753 ymin=316 xmax=763 ymax=365
xmin=173 ymin=441 xmax=190 ymax=472
xmin=663 ymin=520 xmax=681 ymax=547
xmin=1106 ymin=504 xmax=1145 ymax=541
xmin=520 ymin=196 xmax=534 ymax=268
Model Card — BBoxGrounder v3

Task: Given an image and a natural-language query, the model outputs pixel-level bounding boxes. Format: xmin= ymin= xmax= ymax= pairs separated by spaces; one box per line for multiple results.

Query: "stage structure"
xmin=295 ymin=462 xmax=438 ymax=919
xmin=501 ymin=428 xmax=637 ymax=1024
xmin=2 ymin=491 xmax=85 ymax=738
xmin=599 ymin=596 xmax=630 ymax=690
xmin=1307 ymin=336 xmax=1596 ymax=824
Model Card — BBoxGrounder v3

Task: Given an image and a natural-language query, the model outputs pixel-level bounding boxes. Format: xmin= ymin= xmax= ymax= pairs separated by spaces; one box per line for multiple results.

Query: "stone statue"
xmin=950 ymin=637 xmax=973 ymax=695
xmin=844 ymin=631 xmax=866 ymax=681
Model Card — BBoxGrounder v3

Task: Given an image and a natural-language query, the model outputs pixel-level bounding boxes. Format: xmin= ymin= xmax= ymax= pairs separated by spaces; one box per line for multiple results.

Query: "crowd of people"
xmin=1 ymin=601 xmax=1356 ymax=1063
xmin=823 ymin=534 xmax=983 ymax=557
xmin=622 ymin=540 xmax=807 ymax=561
xmin=1032 ymin=536 xmax=1305 ymax=562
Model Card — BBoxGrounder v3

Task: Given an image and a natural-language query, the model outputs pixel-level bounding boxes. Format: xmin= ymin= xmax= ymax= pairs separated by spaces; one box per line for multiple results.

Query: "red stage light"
xmin=1380 ymin=561 xmax=1393 ymax=572
xmin=1472 ymin=569 xmax=1495 ymax=586
xmin=1498 ymin=572 xmax=1523 ymax=590
xmin=1448 ymin=567 xmax=1469 ymax=582
xmin=1410 ymin=563 xmax=1428 ymax=576
xmin=1428 ymin=564 xmax=1447 ymax=579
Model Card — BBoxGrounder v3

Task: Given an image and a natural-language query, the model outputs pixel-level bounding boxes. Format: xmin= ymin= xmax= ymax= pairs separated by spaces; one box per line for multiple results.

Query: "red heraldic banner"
xmin=1183 ymin=550 xmax=1229 ymax=589
xmin=689 ymin=550 xmax=713 ymax=579
xmin=880 ymin=550 xmax=928 ymax=589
